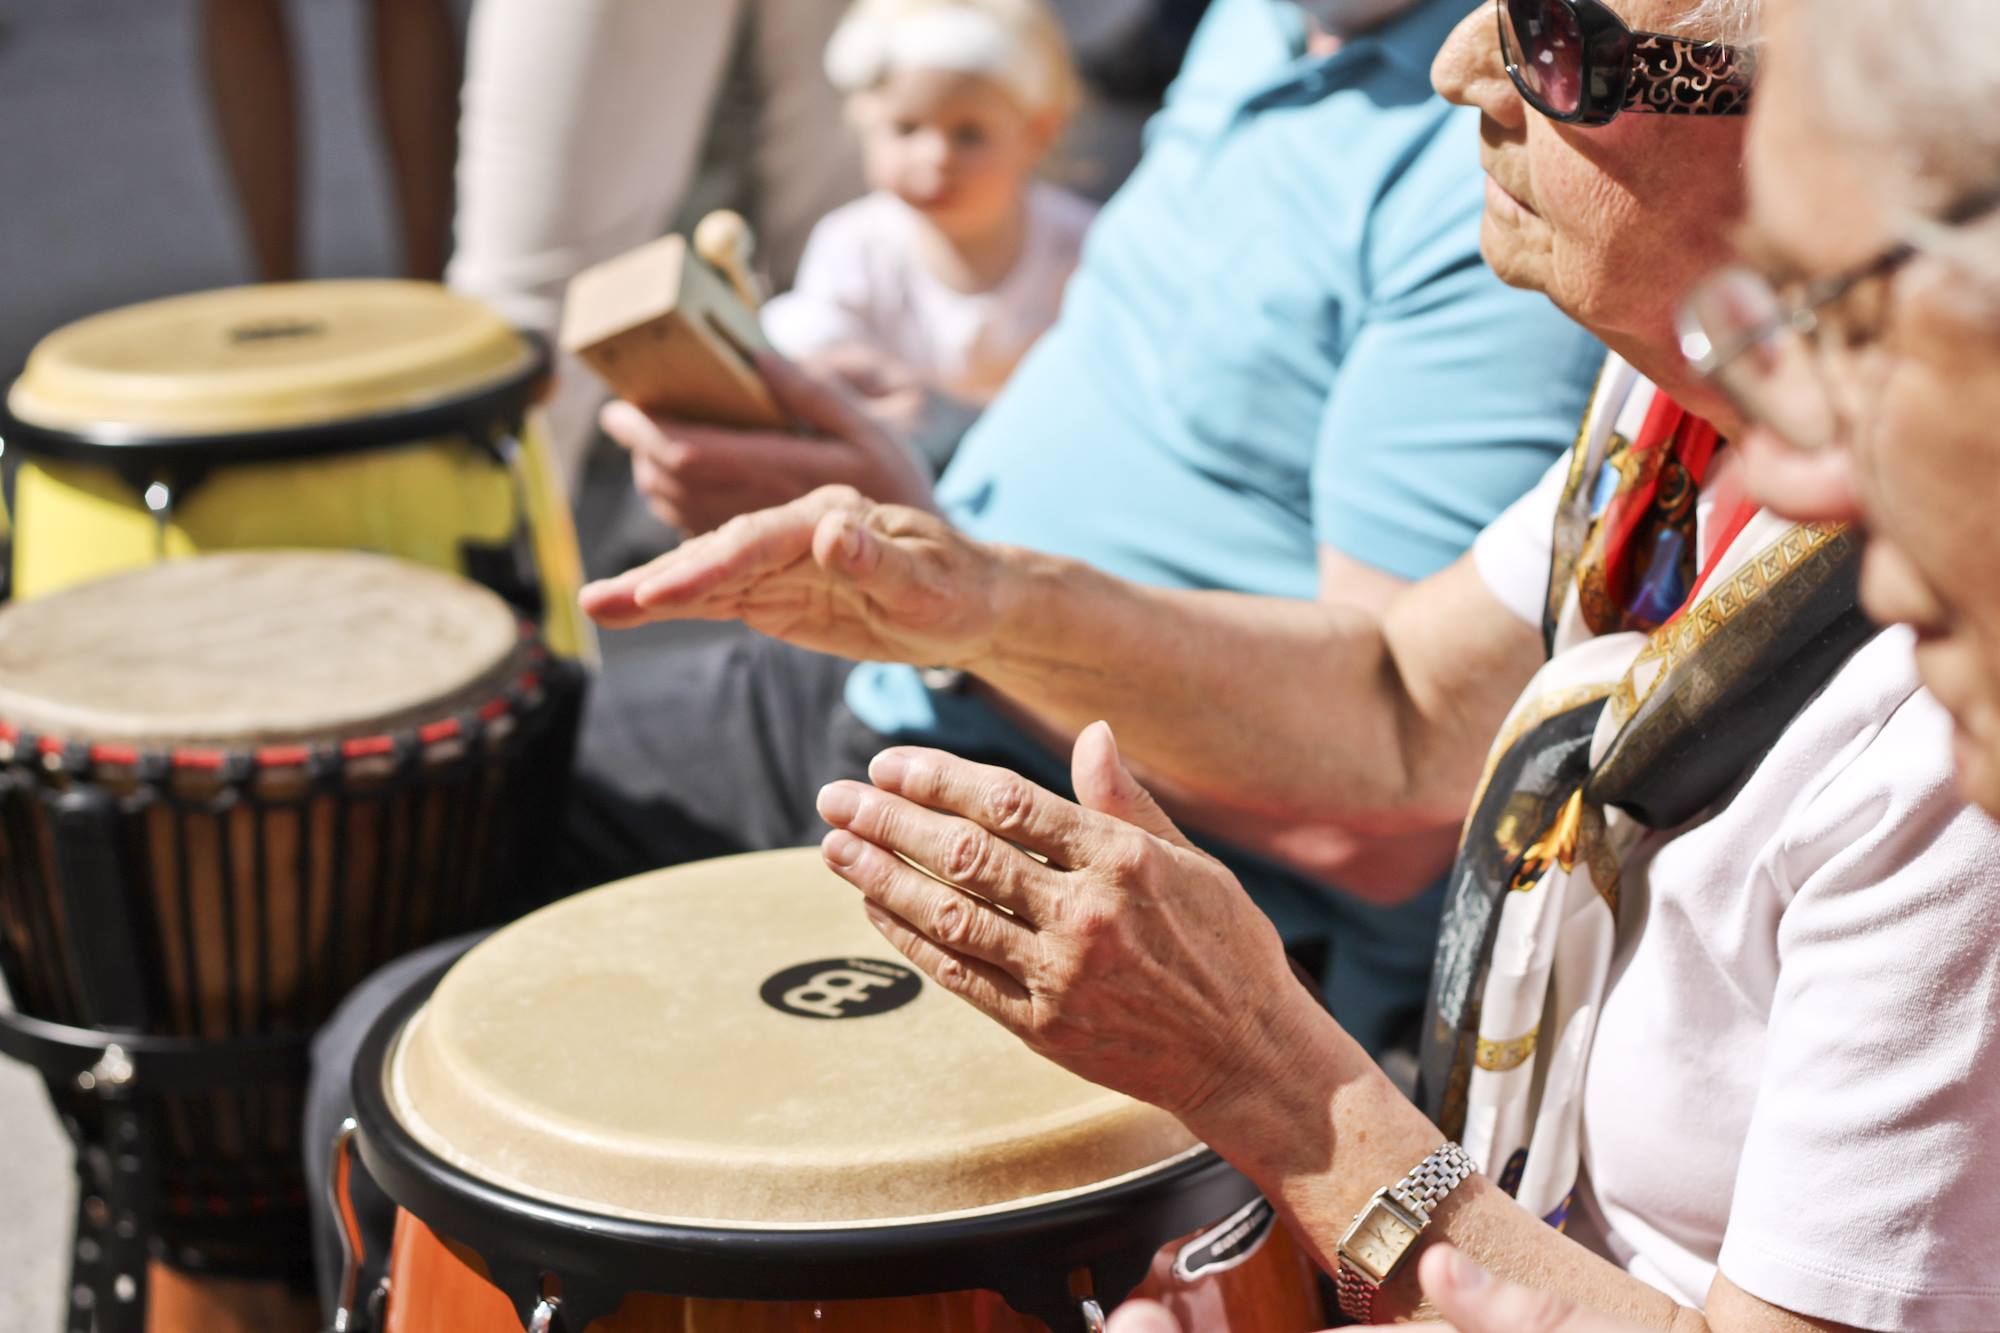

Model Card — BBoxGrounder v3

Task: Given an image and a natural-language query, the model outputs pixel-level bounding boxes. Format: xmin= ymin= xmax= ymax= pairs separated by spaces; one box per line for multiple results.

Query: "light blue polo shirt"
xmin=843 ymin=0 xmax=1605 ymax=1049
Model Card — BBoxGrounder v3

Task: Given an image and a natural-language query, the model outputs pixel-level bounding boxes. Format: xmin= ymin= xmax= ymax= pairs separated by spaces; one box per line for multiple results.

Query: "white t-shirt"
xmin=1473 ymin=457 xmax=2000 ymax=1330
xmin=760 ymin=182 xmax=1097 ymax=406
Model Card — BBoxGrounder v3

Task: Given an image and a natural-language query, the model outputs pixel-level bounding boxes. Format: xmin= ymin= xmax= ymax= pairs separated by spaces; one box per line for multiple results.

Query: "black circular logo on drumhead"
xmin=760 ymin=957 xmax=922 ymax=1020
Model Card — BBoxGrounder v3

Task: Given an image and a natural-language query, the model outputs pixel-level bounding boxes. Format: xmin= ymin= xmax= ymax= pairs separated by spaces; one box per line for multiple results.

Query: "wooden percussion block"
xmin=560 ymin=235 xmax=788 ymax=430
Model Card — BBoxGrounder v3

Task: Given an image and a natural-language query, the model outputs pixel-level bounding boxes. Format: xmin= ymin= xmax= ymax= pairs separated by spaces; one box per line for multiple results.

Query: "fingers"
xmin=817 ymin=781 xmax=1059 ymax=919
xmin=1069 ymin=721 xmax=1198 ymax=853
xmin=755 ymin=349 xmax=879 ymax=442
xmin=1104 ymin=1300 xmax=1183 ymax=1333
xmin=865 ymin=748 xmax=1112 ymax=870
xmin=847 ymin=891 xmax=1034 ymax=1029
xmin=579 ymin=546 xmax=691 ymax=627
xmin=820 ymin=826 xmax=1039 ymax=974
xmin=631 ymin=489 xmax=864 ymax=607
xmin=1419 ymin=1246 xmax=1611 ymax=1333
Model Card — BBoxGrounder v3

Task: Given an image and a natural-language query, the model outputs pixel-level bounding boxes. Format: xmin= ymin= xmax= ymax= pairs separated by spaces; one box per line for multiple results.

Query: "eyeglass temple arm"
xmin=1619 ymin=31 xmax=1752 ymax=116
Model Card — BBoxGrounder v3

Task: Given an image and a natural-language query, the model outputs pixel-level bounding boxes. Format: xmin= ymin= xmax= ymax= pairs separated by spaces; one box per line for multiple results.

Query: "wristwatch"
xmin=1334 ymin=1140 xmax=1478 ymax=1320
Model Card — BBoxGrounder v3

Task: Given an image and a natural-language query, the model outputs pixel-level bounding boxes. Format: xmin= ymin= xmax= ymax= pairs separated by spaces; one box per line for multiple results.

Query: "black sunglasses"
xmin=1498 ymin=0 xmax=1753 ymax=127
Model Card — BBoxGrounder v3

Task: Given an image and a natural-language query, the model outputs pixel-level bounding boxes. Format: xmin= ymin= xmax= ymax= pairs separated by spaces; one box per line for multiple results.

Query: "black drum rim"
xmin=0 ymin=332 xmax=551 ymax=467
xmin=351 ymin=956 xmax=1266 ymax=1332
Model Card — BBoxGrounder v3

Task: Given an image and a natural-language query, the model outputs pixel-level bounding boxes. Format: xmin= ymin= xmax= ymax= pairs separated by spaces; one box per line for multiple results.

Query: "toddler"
xmin=761 ymin=0 xmax=1096 ymax=417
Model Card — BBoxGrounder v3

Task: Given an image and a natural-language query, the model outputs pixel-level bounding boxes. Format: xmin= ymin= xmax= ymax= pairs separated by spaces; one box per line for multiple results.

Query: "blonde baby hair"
xmin=825 ymin=0 xmax=1082 ymax=122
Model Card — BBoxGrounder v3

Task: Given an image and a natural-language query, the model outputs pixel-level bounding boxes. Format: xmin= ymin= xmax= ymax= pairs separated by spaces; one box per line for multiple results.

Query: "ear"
xmin=1021 ymin=106 xmax=1066 ymax=159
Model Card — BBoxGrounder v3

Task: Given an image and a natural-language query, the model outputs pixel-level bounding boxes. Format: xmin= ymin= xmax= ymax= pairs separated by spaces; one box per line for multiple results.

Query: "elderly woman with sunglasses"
xmin=584 ymin=0 xmax=2000 ymax=1327
xmin=1116 ymin=0 xmax=2000 ymax=1328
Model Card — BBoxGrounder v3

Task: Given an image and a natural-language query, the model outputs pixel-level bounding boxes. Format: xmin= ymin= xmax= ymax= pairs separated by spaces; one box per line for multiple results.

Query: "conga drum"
xmin=0 ymin=551 xmax=583 ymax=1333
xmin=0 ymin=280 xmax=591 ymax=659
xmin=343 ymin=850 xmax=1326 ymax=1333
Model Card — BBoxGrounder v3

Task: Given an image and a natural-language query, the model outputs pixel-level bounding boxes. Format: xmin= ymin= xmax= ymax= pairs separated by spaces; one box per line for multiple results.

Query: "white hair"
xmin=1806 ymin=0 xmax=2000 ymax=291
xmin=1674 ymin=0 xmax=1763 ymax=48
xmin=825 ymin=0 xmax=1081 ymax=119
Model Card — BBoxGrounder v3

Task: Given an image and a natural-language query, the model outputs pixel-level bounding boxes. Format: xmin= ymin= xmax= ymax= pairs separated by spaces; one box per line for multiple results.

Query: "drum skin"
xmin=0 ymin=553 xmax=582 ymax=1331
xmin=355 ymin=851 xmax=1324 ymax=1333
xmin=1 ymin=280 xmax=590 ymax=660
xmin=383 ymin=1209 xmax=1325 ymax=1333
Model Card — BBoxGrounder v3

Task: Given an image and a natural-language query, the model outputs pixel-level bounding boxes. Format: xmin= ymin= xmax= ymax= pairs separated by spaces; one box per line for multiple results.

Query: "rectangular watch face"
xmin=1343 ymin=1201 xmax=1421 ymax=1283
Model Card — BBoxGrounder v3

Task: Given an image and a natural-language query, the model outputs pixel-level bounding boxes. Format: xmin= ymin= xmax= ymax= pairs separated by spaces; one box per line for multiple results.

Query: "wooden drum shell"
xmin=0 ymin=575 xmax=583 ymax=1287
xmin=383 ymin=1207 xmax=1323 ymax=1333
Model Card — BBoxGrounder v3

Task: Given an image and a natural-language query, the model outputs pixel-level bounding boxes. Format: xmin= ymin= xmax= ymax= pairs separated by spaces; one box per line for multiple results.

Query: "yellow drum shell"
xmin=2 ymin=281 xmax=590 ymax=660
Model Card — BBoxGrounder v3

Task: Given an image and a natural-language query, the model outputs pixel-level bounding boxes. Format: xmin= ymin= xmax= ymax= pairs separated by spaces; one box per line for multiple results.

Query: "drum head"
xmin=0 ymin=551 xmax=524 ymax=746
xmin=387 ymin=848 xmax=1201 ymax=1229
xmin=5 ymin=280 xmax=537 ymax=441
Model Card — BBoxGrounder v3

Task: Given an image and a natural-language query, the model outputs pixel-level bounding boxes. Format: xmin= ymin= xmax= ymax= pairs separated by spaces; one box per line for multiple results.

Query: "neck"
xmin=913 ymin=194 xmax=1031 ymax=294
xmin=1599 ymin=327 xmax=1751 ymax=440
xmin=1297 ymin=0 xmax=1418 ymax=41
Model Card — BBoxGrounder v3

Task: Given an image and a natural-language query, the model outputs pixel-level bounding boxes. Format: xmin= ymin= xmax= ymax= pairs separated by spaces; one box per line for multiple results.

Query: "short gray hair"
xmin=1674 ymin=0 xmax=1763 ymax=48
xmin=1806 ymin=0 xmax=2000 ymax=288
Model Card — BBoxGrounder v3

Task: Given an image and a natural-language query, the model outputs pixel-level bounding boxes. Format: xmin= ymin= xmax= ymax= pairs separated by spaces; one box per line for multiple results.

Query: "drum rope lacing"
xmin=0 ymin=635 xmax=585 ymax=1333
xmin=0 ymin=629 xmax=548 ymax=774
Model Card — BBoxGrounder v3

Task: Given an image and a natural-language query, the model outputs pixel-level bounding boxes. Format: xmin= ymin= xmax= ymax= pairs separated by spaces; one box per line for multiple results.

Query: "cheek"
xmin=861 ymin=137 xmax=911 ymax=187
xmin=1858 ymin=538 xmax=1948 ymax=631
xmin=1477 ymin=204 xmax=1553 ymax=293
xmin=956 ymin=143 xmax=1018 ymax=188
xmin=1531 ymin=123 xmax=1746 ymax=337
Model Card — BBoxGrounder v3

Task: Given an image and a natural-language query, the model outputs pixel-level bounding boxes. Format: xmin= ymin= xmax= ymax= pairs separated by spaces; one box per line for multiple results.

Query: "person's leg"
xmin=744 ymin=0 xmax=864 ymax=288
xmin=556 ymin=624 xmax=871 ymax=890
xmin=366 ymin=0 xmax=459 ymax=280
xmin=200 ymin=0 xmax=300 ymax=281
xmin=447 ymin=0 xmax=744 ymax=483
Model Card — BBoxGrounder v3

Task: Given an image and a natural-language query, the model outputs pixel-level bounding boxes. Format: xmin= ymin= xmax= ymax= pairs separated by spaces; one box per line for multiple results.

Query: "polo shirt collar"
xmin=1261 ymin=0 xmax=1473 ymax=92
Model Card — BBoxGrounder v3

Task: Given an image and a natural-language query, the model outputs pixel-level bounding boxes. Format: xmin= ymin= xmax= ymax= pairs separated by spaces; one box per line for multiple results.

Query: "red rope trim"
xmin=0 ymin=655 xmax=547 ymax=774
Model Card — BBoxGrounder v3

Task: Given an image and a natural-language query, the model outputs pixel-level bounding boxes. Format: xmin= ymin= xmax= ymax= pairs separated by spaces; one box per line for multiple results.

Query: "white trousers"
xmin=447 ymin=0 xmax=863 ymax=481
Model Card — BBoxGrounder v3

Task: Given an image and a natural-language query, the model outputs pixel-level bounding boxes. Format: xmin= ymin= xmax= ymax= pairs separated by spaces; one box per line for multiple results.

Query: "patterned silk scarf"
xmin=1415 ymin=357 xmax=1876 ymax=1226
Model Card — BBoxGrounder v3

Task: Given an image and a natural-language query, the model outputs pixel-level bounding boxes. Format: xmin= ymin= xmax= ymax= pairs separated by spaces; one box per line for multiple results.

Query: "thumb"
xmin=755 ymin=350 xmax=878 ymax=443
xmin=1420 ymin=1245 xmax=1589 ymax=1333
xmin=1070 ymin=721 xmax=1197 ymax=852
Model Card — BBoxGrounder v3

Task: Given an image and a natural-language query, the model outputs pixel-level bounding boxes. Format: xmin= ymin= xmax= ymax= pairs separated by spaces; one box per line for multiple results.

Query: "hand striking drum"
xmin=0 ymin=551 xmax=582 ymax=1333
xmin=337 ymin=849 xmax=1326 ymax=1333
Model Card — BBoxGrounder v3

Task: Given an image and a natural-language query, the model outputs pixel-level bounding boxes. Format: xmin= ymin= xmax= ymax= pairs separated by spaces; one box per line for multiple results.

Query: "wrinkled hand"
xmin=602 ymin=350 xmax=935 ymax=536
xmin=578 ymin=482 xmax=1007 ymax=666
xmin=813 ymin=721 xmax=1317 ymax=1124
xmin=1106 ymin=1247 xmax=1637 ymax=1333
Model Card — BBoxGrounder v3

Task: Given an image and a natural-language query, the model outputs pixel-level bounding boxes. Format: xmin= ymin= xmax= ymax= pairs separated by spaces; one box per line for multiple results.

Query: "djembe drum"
xmin=0 ymin=551 xmax=583 ymax=1333
xmin=338 ymin=849 xmax=1326 ymax=1333
xmin=0 ymin=280 xmax=591 ymax=660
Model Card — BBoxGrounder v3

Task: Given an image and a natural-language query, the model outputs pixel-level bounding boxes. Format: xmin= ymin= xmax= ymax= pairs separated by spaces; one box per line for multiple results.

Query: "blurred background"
xmin=0 ymin=1 xmax=1195 ymax=1324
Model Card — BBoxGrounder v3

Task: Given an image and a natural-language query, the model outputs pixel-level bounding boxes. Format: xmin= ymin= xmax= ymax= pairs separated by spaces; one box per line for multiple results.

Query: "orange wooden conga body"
xmin=347 ymin=851 xmax=1326 ymax=1333
xmin=383 ymin=1207 xmax=1322 ymax=1332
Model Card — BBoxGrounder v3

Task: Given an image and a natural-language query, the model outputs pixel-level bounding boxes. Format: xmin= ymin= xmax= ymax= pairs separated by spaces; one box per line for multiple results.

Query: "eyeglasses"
xmin=1679 ymin=184 xmax=2000 ymax=450
xmin=1497 ymin=0 xmax=1753 ymax=127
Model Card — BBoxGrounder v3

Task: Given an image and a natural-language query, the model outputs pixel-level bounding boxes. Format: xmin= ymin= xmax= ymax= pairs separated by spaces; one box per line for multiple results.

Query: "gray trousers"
xmin=302 ymin=622 xmax=1441 ymax=1318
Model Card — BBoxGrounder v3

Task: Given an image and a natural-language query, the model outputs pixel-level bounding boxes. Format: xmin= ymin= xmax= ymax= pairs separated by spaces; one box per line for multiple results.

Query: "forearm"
xmin=1191 ymin=1005 xmax=1699 ymax=1331
xmin=966 ymin=547 xmax=1520 ymax=829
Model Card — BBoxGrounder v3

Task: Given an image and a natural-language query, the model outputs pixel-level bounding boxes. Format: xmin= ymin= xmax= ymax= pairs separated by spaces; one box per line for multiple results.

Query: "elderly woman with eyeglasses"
xmin=1689 ymin=0 xmax=2000 ymax=823
xmin=583 ymin=0 xmax=2000 ymax=1326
